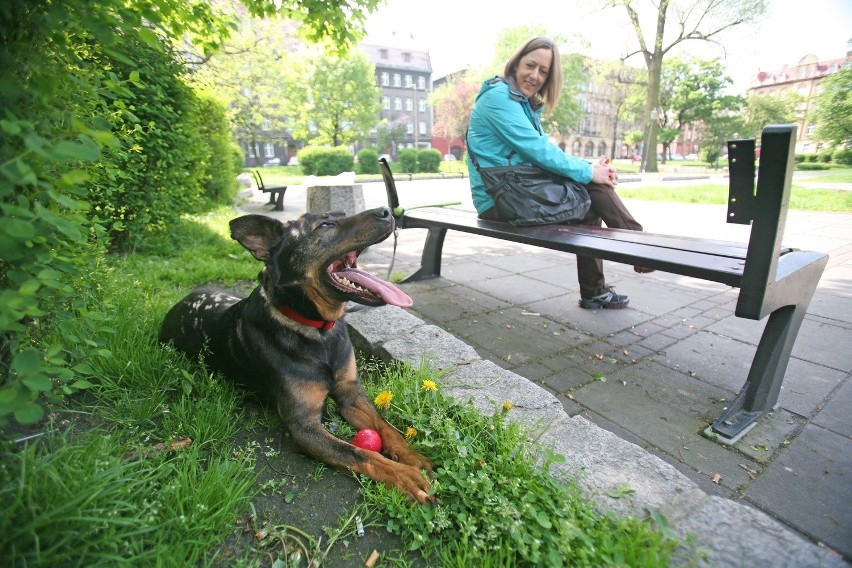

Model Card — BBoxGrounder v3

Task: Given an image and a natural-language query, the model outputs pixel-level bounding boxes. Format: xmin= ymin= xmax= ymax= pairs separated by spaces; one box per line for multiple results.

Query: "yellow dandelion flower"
xmin=405 ymin=427 xmax=417 ymax=439
xmin=421 ymin=379 xmax=437 ymax=392
xmin=374 ymin=390 xmax=393 ymax=410
xmin=502 ymin=400 xmax=514 ymax=411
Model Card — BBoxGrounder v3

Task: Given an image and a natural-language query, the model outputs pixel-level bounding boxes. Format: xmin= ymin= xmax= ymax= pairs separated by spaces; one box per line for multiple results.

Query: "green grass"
xmin=618 ymin=183 xmax=852 ymax=212
xmin=1 ymin=207 xmax=689 ymax=566
xmin=350 ymin=359 xmax=683 ymax=566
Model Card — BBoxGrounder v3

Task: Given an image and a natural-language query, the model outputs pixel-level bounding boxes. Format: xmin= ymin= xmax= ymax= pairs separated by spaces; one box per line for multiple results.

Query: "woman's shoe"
xmin=578 ymin=286 xmax=629 ymax=309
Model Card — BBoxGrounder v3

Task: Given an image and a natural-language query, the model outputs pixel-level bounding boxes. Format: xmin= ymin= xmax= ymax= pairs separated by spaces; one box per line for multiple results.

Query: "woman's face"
xmin=513 ymin=47 xmax=553 ymax=99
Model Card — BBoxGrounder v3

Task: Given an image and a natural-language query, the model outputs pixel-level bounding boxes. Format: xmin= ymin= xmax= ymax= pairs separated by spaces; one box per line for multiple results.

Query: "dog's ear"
xmin=229 ymin=215 xmax=286 ymax=262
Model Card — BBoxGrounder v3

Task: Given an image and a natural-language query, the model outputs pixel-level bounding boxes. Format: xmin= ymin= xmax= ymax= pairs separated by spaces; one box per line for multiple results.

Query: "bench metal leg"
xmin=711 ymin=254 xmax=826 ymax=442
xmin=274 ymin=190 xmax=285 ymax=211
xmin=268 ymin=192 xmax=276 ymax=205
xmin=711 ymin=303 xmax=806 ymax=442
xmin=401 ymin=227 xmax=447 ymax=282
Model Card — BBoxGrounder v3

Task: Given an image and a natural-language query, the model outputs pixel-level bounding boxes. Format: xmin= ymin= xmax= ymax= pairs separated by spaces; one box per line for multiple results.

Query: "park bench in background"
xmin=380 ymin=124 xmax=828 ymax=443
xmin=252 ymin=170 xmax=287 ymax=211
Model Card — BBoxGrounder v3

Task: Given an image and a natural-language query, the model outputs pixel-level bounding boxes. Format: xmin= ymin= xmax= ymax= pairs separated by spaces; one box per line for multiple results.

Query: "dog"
xmin=159 ymin=207 xmax=433 ymax=503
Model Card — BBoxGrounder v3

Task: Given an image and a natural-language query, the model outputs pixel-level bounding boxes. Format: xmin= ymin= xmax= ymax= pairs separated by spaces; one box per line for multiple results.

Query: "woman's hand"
xmin=591 ymin=155 xmax=618 ymax=188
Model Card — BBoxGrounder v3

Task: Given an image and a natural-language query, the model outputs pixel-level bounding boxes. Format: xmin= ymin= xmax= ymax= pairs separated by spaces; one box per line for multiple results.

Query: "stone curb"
xmin=346 ymin=304 xmax=848 ymax=568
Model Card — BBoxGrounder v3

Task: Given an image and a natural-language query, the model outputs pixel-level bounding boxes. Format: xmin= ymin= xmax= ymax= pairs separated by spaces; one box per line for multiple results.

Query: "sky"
xmin=363 ymin=0 xmax=852 ymax=93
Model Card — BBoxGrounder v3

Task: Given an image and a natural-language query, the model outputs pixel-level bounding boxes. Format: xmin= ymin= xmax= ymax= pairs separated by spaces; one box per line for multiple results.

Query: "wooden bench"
xmin=379 ymin=124 xmax=828 ymax=443
xmin=252 ymin=170 xmax=287 ymax=211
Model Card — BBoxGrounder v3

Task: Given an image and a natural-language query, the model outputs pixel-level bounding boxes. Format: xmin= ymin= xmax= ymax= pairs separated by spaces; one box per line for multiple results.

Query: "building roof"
xmin=751 ymin=54 xmax=850 ymax=88
xmin=361 ymin=41 xmax=432 ymax=74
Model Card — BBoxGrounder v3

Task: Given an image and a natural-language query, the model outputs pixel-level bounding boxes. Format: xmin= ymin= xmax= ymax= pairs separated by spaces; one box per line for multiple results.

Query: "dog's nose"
xmin=375 ymin=206 xmax=392 ymax=219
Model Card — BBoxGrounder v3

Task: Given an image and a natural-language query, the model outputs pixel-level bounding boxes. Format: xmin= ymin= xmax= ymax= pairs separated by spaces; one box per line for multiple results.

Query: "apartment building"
xmin=361 ymin=42 xmax=433 ymax=157
xmin=748 ymin=53 xmax=851 ymax=154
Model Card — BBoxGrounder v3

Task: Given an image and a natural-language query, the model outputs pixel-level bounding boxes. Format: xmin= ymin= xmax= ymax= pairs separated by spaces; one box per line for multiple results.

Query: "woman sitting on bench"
xmin=466 ymin=36 xmax=651 ymax=310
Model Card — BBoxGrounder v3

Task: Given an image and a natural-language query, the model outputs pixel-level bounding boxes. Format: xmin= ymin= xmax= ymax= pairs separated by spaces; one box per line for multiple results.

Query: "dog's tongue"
xmin=338 ymin=268 xmax=413 ymax=308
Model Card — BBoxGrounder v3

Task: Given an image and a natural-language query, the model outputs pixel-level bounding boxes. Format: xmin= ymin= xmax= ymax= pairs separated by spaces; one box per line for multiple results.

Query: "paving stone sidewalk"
xmin=237 ymin=175 xmax=851 ymax=566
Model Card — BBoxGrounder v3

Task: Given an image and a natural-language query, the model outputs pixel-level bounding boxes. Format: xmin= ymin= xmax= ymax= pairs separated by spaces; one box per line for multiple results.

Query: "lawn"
xmin=1 ymin=208 xmax=687 ymax=566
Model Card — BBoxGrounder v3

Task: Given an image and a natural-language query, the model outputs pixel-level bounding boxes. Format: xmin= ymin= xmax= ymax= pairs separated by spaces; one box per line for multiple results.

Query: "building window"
xmin=405 ymin=97 xmax=413 ymax=111
xmin=807 ymin=122 xmax=816 ymax=135
xmin=392 ymin=73 xmax=401 ymax=87
xmin=264 ymin=143 xmax=275 ymax=158
xmin=380 ymin=72 xmax=389 ymax=86
xmin=405 ymin=74 xmax=413 ymax=87
xmin=394 ymin=97 xmax=402 ymax=111
xmin=418 ymin=99 xmax=426 ymax=113
xmin=261 ymin=118 xmax=271 ymax=131
xmin=419 ymin=121 xmax=426 ymax=135
xmin=403 ymin=52 xmax=411 ymax=63
xmin=418 ymin=76 xmax=426 ymax=89
xmin=379 ymin=49 xmax=388 ymax=59
xmin=406 ymin=123 xmax=413 ymax=134
xmin=382 ymin=96 xmax=390 ymax=110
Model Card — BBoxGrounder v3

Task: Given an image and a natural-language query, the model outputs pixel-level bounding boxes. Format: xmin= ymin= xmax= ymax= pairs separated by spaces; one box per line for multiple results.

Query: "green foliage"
xmin=0 ymin=0 xmax=375 ymax=428
xmin=813 ymin=67 xmax=852 ymax=149
xmin=357 ymin=360 xmax=680 ymax=566
xmin=85 ymin=39 xmax=212 ymax=251
xmin=417 ymin=149 xmax=442 ymax=173
xmin=292 ymin=52 xmax=382 ymax=147
xmin=817 ymin=149 xmax=834 ymax=164
xmin=398 ymin=148 xmax=419 ymax=173
xmin=833 ymin=148 xmax=852 ymax=166
xmin=796 ymin=162 xmax=831 ymax=171
xmin=357 ymin=148 xmax=380 ymax=174
xmin=742 ymin=94 xmax=800 ymax=140
xmin=298 ymin=146 xmax=355 ymax=176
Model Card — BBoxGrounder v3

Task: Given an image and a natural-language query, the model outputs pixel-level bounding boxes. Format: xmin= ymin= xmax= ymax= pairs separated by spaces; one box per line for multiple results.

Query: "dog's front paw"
xmin=394 ymin=462 xmax=434 ymax=504
xmin=390 ymin=446 xmax=433 ymax=476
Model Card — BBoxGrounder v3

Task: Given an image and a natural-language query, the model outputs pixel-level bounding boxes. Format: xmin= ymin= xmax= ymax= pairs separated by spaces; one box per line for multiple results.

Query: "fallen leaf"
xmin=711 ymin=473 xmax=722 ymax=484
xmin=594 ymin=353 xmax=604 ymax=360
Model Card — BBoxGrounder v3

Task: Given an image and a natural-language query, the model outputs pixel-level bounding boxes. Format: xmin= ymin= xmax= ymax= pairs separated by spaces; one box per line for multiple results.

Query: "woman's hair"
xmin=503 ymin=36 xmax=563 ymax=113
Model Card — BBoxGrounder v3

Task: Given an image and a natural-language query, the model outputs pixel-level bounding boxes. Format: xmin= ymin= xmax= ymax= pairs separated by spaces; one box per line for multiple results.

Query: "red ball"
xmin=352 ymin=429 xmax=382 ymax=452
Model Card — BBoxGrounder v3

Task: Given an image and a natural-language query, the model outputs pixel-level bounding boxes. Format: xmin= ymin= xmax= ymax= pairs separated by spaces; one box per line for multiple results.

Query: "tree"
xmin=813 ymin=67 xmax=852 ymax=149
xmin=657 ymin=57 xmax=742 ymax=161
xmin=604 ymin=0 xmax=767 ymax=171
xmin=193 ymin=18 xmax=303 ymax=166
xmin=741 ymin=93 xmax=801 ymax=140
xmin=292 ymin=52 xmax=381 ymax=147
xmin=431 ymin=77 xmax=480 ymax=147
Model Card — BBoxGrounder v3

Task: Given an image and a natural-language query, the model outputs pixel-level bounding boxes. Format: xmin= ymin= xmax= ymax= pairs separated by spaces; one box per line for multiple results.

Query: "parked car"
xmin=263 ymin=157 xmax=281 ymax=166
xmin=670 ymin=153 xmax=684 ymax=160
xmin=379 ymin=153 xmax=392 ymax=163
xmin=287 ymin=156 xmax=298 ymax=166
xmin=443 ymin=153 xmax=457 ymax=161
xmin=685 ymin=153 xmax=699 ymax=160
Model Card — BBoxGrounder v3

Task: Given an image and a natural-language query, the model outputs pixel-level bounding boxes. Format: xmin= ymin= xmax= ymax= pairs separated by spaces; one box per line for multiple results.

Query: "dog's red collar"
xmin=275 ymin=305 xmax=335 ymax=331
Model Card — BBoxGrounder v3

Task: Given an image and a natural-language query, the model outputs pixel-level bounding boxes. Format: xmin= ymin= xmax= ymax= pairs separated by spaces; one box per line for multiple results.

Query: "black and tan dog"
xmin=159 ymin=206 xmax=433 ymax=503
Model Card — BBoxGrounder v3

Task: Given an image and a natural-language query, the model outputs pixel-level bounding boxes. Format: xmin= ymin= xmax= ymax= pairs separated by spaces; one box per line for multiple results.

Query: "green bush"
xmin=357 ymin=148 xmax=379 ymax=174
xmin=417 ymin=148 xmax=442 ymax=173
xmin=398 ymin=148 xmax=418 ymax=173
xmin=192 ymin=89 xmax=240 ymax=203
xmin=804 ymin=153 xmax=819 ymax=163
xmin=817 ymin=149 xmax=834 ymax=163
xmin=796 ymin=162 xmax=831 ymax=170
xmin=85 ymin=39 xmax=210 ymax=251
xmin=298 ymin=146 xmax=355 ymax=176
xmin=833 ymin=148 xmax=852 ymax=165
xmin=795 ymin=154 xmax=807 ymax=163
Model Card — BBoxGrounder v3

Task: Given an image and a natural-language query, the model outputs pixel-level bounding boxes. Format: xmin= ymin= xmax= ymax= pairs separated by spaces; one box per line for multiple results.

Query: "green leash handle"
xmin=392 ymin=201 xmax=461 ymax=216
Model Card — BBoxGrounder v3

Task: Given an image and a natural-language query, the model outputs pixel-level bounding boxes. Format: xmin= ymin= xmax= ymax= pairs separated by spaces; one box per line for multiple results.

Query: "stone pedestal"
xmin=306 ymin=184 xmax=365 ymax=217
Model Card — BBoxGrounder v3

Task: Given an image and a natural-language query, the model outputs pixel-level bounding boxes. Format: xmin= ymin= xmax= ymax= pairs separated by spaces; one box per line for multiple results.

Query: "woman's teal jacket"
xmin=465 ymin=77 xmax=593 ymax=214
